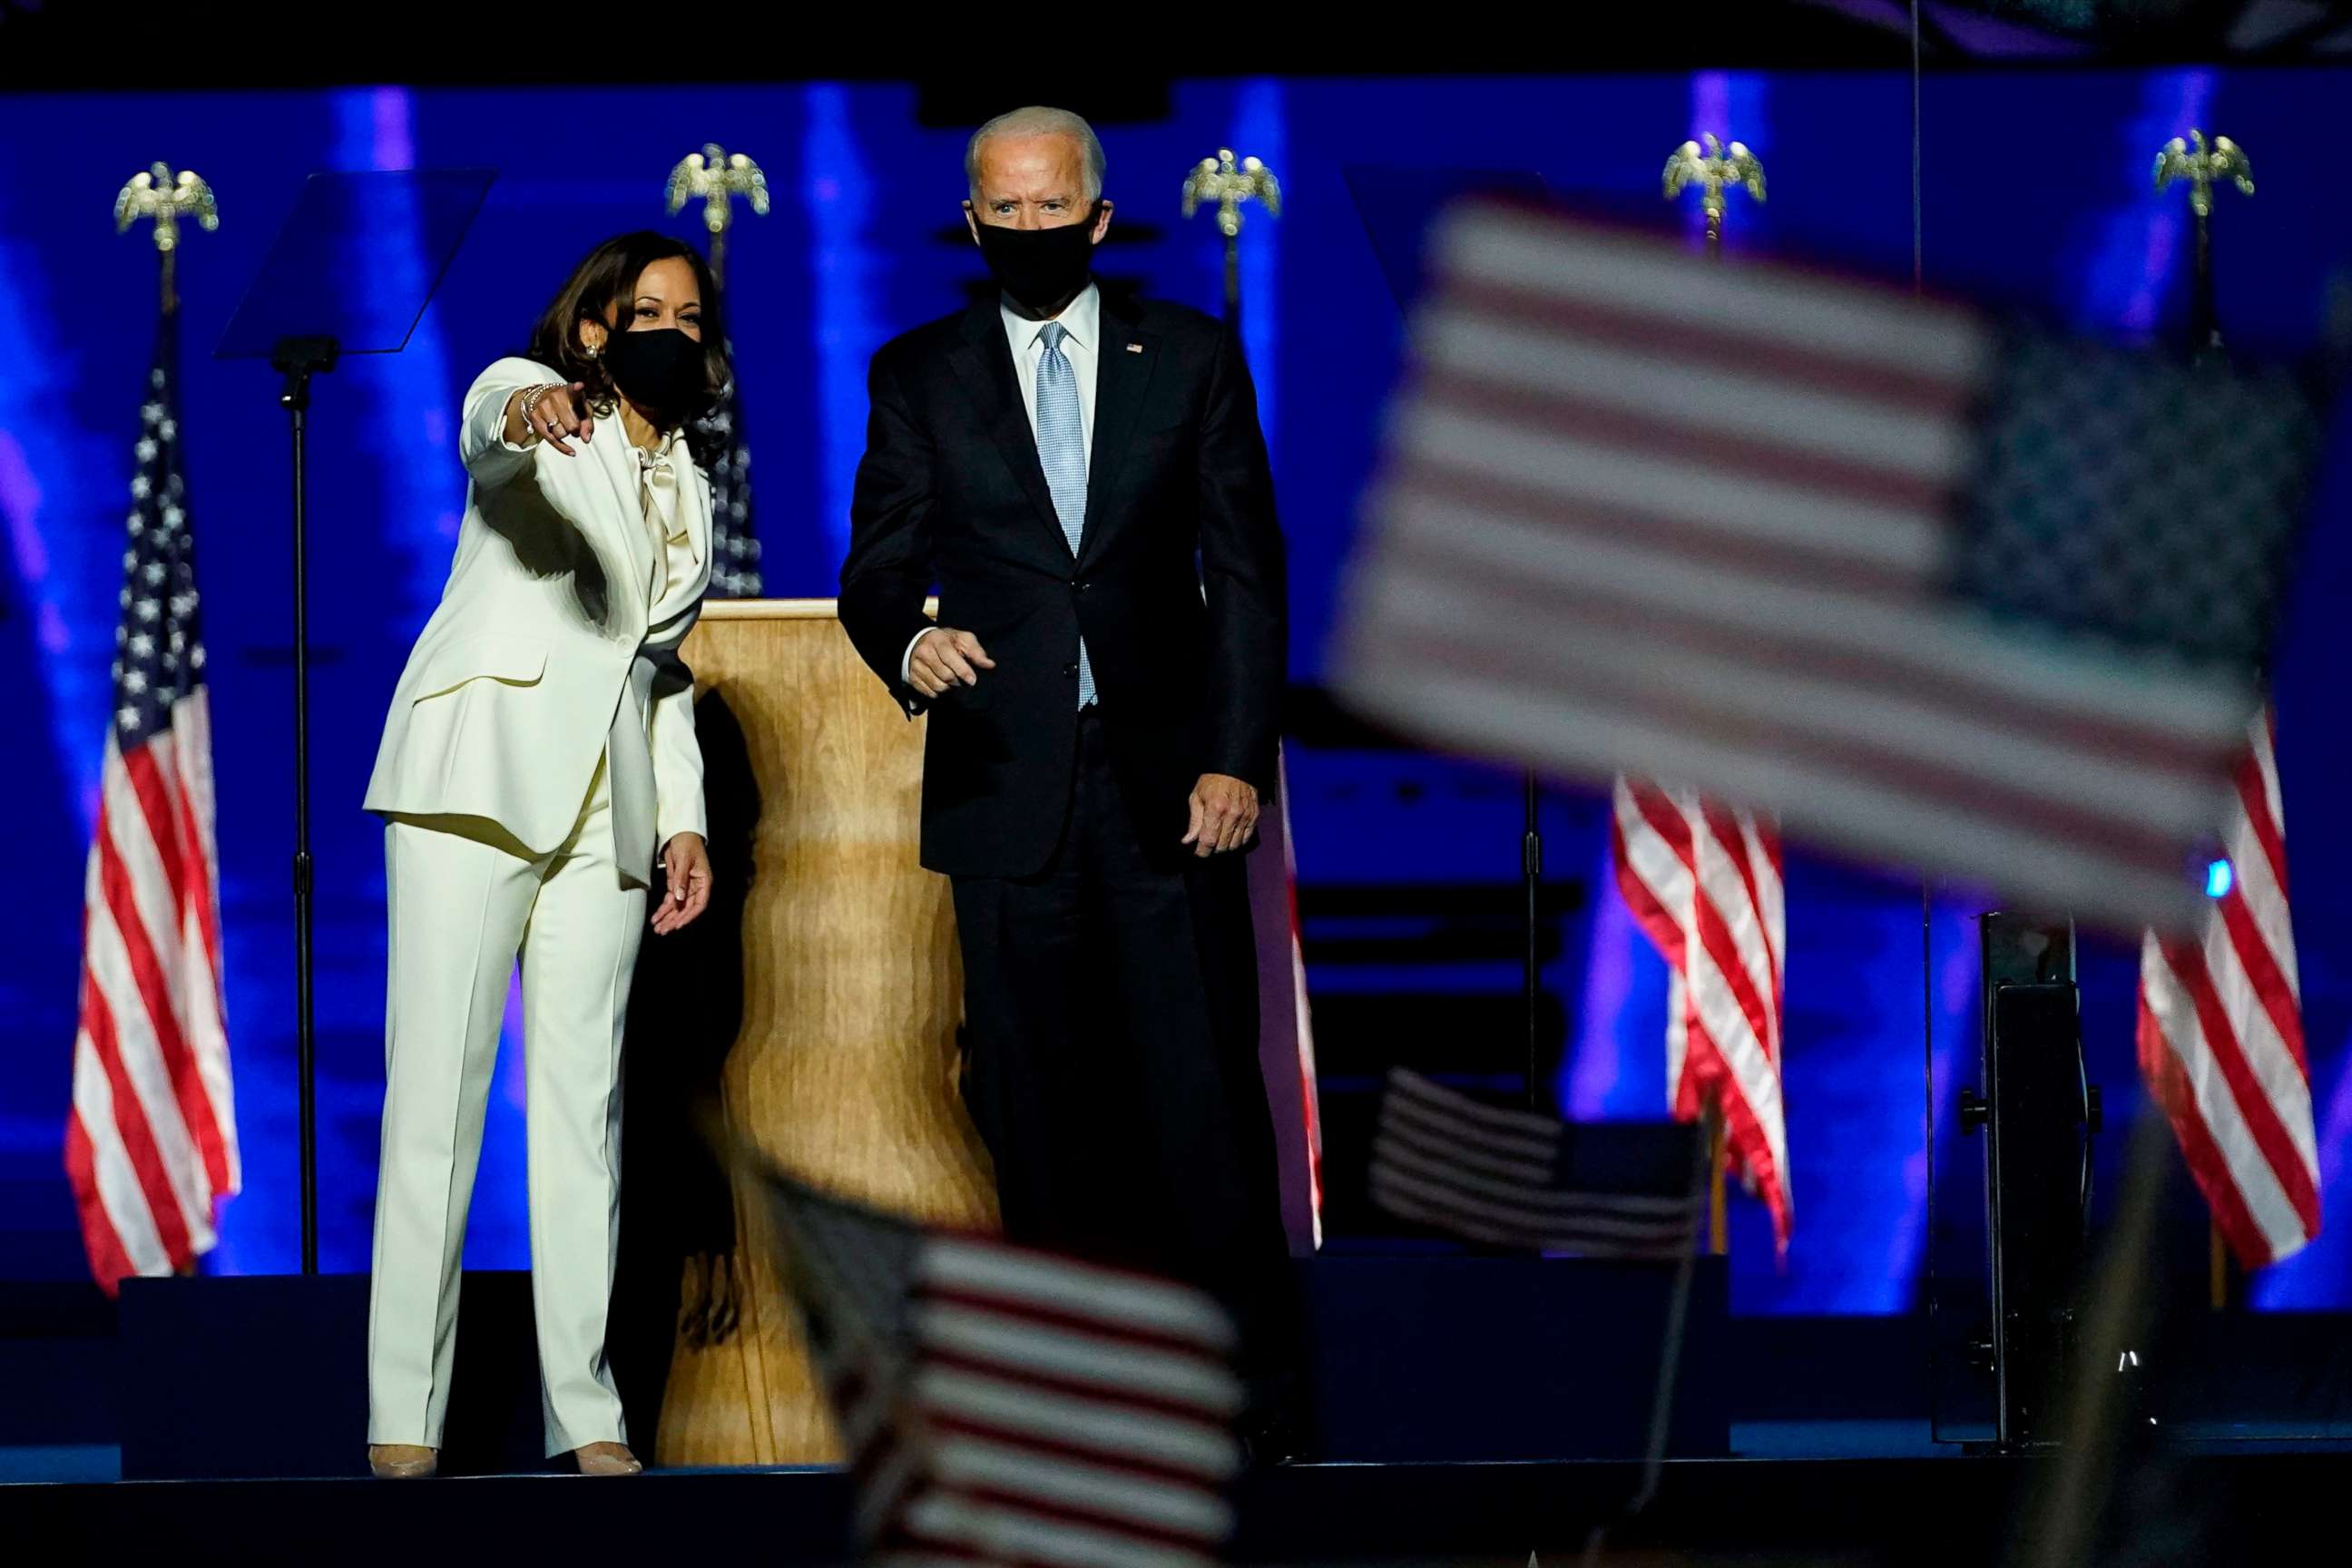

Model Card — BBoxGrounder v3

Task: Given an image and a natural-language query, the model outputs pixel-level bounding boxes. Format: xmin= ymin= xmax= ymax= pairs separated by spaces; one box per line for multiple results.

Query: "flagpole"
xmin=1700 ymin=187 xmax=1725 ymax=1246
xmin=2155 ymin=127 xmax=2254 ymax=1311
xmin=1570 ymin=135 xmax=1771 ymax=1568
xmin=668 ymin=144 xmax=769 ymax=601
xmin=1210 ymin=139 xmax=1538 ymax=1107
xmin=1181 ymin=147 xmax=1333 ymax=1262
xmin=114 ymin=164 xmax=230 ymax=1269
xmin=1523 ymin=774 xmax=1541 ymax=1110
xmin=2200 ymin=186 xmax=2227 ymax=1315
xmin=1700 ymin=198 xmax=1727 ymax=1252
xmin=666 ymin=142 xmax=769 ymax=294
xmin=1665 ymin=134 xmax=1764 ymax=1251
xmin=2154 ymin=129 xmax=2250 ymax=368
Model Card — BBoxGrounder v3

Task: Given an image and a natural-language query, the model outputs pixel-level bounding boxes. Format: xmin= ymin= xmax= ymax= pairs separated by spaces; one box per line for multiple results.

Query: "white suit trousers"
xmin=367 ymin=756 xmax=646 ymax=1455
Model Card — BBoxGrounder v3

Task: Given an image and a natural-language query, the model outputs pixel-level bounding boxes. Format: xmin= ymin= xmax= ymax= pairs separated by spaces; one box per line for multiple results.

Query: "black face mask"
xmin=602 ymin=327 xmax=710 ymax=416
xmin=973 ymin=209 xmax=1100 ymax=314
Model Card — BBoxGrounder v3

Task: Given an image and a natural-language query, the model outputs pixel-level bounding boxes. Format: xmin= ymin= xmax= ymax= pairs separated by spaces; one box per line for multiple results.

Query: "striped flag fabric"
xmin=1247 ymin=745 xmax=1324 ymax=1252
xmin=1336 ymin=200 xmax=2322 ymax=934
xmin=1612 ymin=779 xmax=1792 ymax=1250
xmin=1370 ymin=1068 xmax=1706 ymax=1260
xmin=756 ymin=1168 xmax=1246 ymax=1567
xmin=692 ymin=375 xmax=763 ymax=597
xmin=65 ymin=315 xmax=240 ymax=1291
xmin=2137 ymin=706 xmax=2319 ymax=1269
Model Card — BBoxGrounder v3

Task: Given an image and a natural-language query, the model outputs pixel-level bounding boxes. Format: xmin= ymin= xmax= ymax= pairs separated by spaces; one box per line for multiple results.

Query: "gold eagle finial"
xmin=115 ymin=163 xmax=220 ymax=252
xmin=2154 ymin=129 xmax=2254 ymax=220
xmin=1663 ymin=134 xmax=1766 ymax=223
xmin=1182 ymin=148 xmax=1281 ymax=240
xmin=666 ymin=143 xmax=771 ymax=238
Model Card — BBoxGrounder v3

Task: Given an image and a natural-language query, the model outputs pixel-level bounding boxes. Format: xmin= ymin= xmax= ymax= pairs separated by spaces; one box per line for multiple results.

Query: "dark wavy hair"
xmin=526 ymin=230 xmax=730 ymax=422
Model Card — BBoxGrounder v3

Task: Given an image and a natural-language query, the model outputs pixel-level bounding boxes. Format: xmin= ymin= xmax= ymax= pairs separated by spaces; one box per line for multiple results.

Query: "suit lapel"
xmin=946 ymin=302 xmax=1069 ymax=556
xmin=1080 ymin=291 xmax=1155 ymax=570
xmin=590 ymin=427 xmax=656 ymax=625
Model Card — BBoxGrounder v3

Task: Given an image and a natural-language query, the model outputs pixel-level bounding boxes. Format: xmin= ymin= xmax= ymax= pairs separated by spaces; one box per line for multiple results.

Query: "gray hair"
xmin=965 ymin=105 xmax=1106 ymax=203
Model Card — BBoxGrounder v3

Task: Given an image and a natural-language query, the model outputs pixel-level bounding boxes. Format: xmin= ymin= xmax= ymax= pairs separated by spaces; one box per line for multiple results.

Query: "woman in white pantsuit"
xmin=361 ymin=231 xmax=725 ymax=1479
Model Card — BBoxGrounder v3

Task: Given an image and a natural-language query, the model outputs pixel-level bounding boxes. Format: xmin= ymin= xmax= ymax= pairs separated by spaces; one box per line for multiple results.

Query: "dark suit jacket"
xmin=839 ymin=287 xmax=1286 ymax=879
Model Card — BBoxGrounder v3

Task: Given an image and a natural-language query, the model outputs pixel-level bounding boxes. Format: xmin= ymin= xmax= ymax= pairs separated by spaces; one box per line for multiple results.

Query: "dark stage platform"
xmin=105 ymin=1259 xmax=1734 ymax=1481
xmin=11 ymin=1261 xmax=2350 ymax=1562
xmin=8 ymin=1448 xmax=2349 ymax=1566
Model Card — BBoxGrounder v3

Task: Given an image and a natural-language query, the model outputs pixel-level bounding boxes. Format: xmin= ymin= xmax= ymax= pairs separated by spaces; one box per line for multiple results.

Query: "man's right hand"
xmin=907 ymin=626 xmax=995 ymax=699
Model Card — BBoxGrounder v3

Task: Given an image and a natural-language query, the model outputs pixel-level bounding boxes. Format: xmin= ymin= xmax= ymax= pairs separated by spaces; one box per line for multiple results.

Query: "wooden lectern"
xmin=648 ymin=599 xmax=997 ymax=1466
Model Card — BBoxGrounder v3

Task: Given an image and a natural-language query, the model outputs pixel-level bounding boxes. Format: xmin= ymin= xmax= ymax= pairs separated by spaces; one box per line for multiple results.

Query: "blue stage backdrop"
xmin=4 ymin=71 xmax=2349 ymax=1317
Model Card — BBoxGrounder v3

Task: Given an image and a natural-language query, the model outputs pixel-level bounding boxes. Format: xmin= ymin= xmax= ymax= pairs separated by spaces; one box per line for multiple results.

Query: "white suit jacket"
xmin=364 ymin=357 xmax=711 ymax=878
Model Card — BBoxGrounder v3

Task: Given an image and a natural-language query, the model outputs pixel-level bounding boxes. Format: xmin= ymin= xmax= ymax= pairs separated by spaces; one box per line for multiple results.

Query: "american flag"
xmin=65 ymin=316 xmax=239 ymax=1291
xmin=757 ymin=1169 xmax=1246 ymax=1567
xmin=1612 ymin=780 xmax=1791 ymax=1249
xmin=2137 ymin=706 xmax=2319 ymax=1269
xmin=1369 ymin=1069 xmax=1705 ymax=1260
xmin=1336 ymin=201 xmax=2321 ymax=934
xmin=1246 ymin=747 xmax=1324 ymax=1250
xmin=694 ymin=377 xmax=763 ymax=597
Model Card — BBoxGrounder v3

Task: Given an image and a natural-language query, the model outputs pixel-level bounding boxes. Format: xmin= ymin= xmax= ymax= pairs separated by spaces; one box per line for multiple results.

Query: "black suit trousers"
xmin=949 ymin=708 xmax=1296 ymax=1404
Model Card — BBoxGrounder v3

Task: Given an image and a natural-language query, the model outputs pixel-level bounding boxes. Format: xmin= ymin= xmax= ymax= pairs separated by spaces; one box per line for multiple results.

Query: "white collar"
xmin=1001 ymin=281 xmax=1100 ymax=356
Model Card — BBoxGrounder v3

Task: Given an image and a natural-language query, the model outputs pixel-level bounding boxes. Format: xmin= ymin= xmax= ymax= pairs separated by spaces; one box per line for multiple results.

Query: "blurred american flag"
xmin=1338 ymin=200 xmax=2322 ymax=933
xmin=1370 ymin=1068 xmax=1705 ymax=1260
xmin=759 ymin=1170 xmax=1246 ymax=1567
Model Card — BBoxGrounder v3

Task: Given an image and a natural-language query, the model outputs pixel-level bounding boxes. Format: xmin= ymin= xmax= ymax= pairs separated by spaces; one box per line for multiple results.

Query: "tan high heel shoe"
xmin=573 ymin=1441 xmax=642 ymax=1476
xmin=368 ymin=1444 xmax=437 ymax=1479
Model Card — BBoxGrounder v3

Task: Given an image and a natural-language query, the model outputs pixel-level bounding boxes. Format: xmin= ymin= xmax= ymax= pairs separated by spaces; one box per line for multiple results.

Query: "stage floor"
xmin=6 ymin=1445 xmax=2346 ymax=1566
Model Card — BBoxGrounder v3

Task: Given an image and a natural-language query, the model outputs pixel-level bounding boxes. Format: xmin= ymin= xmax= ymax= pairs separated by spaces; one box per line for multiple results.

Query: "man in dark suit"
xmin=839 ymin=105 xmax=1296 ymax=1450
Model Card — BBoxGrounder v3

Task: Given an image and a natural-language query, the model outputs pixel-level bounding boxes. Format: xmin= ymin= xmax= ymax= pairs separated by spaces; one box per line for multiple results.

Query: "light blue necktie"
xmin=1035 ymin=321 xmax=1095 ymax=708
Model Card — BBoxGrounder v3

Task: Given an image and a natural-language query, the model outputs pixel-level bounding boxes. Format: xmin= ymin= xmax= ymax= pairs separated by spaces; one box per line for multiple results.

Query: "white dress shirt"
xmin=901 ymin=284 xmax=1101 ymax=684
xmin=634 ymin=428 xmax=700 ymax=614
xmin=1004 ymin=282 xmax=1099 ymax=460
xmin=603 ymin=422 xmax=706 ymax=870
